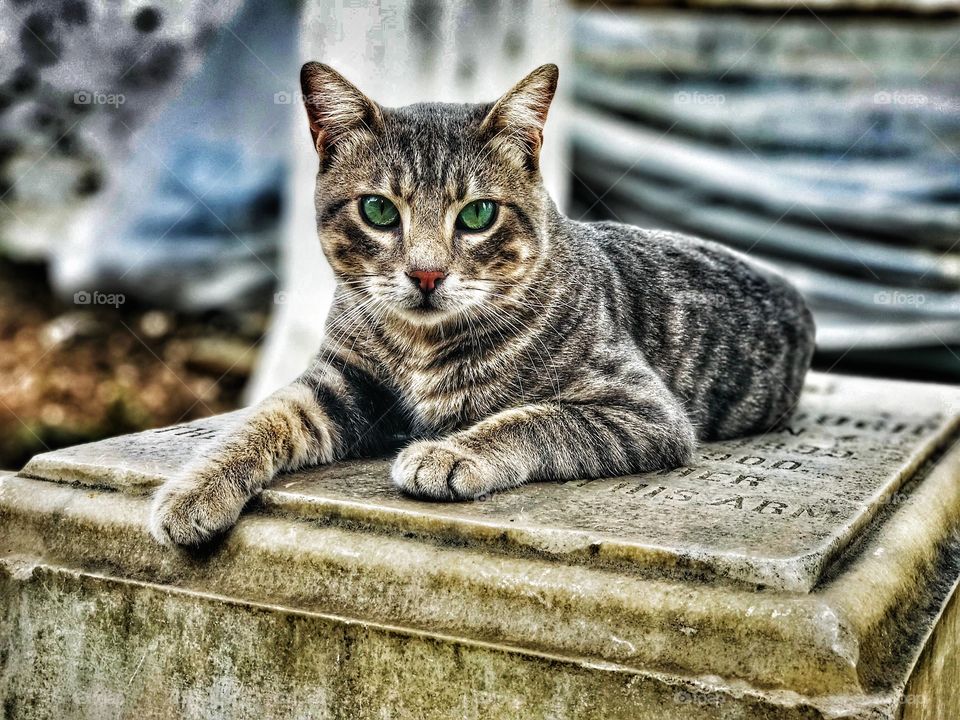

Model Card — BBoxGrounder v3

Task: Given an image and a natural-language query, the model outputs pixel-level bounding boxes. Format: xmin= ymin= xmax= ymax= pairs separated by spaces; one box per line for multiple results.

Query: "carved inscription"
xmin=782 ymin=412 xmax=943 ymax=439
xmin=553 ymin=408 xmax=949 ymax=524
xmin=597 ymin=480 xmax=841 ymax=520
xmin=153 ymin=425 xmax=218 ymax=440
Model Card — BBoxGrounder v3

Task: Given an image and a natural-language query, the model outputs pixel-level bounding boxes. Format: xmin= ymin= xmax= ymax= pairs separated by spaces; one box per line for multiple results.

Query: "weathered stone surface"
xmin=2 ymin=372 xmax=960 ymax=718
xmin=20 ymin=373 xmax=959 ymax=592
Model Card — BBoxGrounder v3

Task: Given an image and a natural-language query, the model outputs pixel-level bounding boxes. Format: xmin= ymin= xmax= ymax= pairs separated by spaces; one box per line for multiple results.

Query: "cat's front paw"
xmin=391 ymin=439 xmax=506 ymax=500
xmin=149 ymin=470 xmax=246 ymax=546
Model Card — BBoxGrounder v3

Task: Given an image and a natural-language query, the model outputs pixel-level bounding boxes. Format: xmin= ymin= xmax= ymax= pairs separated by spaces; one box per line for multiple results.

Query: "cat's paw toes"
xmin=149 ymin=475 xmax=244 ymax=547
xmin=391 ymin=440 xmax=498 ymax=500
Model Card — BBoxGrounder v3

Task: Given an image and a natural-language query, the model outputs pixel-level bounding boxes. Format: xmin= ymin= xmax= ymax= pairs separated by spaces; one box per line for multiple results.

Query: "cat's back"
xmin=565 ymin=219 xmax=815 ymax=440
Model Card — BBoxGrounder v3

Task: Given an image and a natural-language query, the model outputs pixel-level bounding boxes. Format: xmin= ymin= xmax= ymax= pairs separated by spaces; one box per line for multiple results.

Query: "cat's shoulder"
xmin=561 ymin=219 xmax=792 ymax=288
xmin=563 ymin=218 xmax=652 ymax=245
xmin=563 ymin=218 xmax=731 ymax=259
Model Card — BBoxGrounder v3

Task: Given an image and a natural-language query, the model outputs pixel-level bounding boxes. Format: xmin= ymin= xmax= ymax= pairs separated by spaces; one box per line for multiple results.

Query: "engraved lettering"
xmin=699 ymin=470 xmax=734 ymax=482
xmin=826 ymin=449 xmax=854 ymax=459
xmin=701 ymin=452 xmax=732 ymax=462
xmin=788 ymin=444 xmax=854 ymax=460
xmin=754 ymin=500 xmax=788 ymax=514
xmin=708 ymin=497 xmax=744 ymax=509
xmin=154 ymin=425 xmax=218 ymax=440
xmin=662 ymin=466 xmax=698 ymax=478
xmin=789 ymin=505 xmax=839 ymax=519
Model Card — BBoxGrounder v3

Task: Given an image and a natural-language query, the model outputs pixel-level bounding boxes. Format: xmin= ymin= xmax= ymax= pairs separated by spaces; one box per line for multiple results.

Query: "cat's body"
xmin=318 ymin=218 xmax=810 ymax=443
xmin=150 ymin=63 xmax=814 ymax=546
xmin=576 ymin=221 xmax=813 ymax=441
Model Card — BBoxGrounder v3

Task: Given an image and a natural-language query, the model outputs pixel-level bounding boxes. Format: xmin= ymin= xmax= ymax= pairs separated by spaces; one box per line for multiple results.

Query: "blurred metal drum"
xmin=568 ymin=5 xmax=960 ymax=375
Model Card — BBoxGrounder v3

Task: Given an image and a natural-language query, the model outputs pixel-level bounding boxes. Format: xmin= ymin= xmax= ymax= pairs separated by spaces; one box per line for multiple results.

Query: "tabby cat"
xmin=150 ymin=62 xmax=815 ymax=546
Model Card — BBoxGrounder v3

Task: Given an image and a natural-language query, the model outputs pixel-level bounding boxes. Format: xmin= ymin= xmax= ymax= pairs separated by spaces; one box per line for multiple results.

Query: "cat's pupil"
xmin=457 ymin=200 xmax=496 ymax=232
xmin=360 ymin=195 xmax=399 ymax=228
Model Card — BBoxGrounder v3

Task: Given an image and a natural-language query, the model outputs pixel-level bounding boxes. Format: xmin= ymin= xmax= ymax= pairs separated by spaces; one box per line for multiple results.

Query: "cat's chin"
xmin=392 ymin=305 xmax=455 ymax=327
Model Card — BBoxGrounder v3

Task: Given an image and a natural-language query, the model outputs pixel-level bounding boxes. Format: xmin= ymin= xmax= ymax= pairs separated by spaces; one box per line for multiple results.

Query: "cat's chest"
xmin=391 ymin=356 xmax=502 ymax=432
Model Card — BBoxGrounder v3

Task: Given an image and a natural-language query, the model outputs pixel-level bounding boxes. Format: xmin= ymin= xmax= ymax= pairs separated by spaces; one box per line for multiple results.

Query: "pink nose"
xmin=407 ymin=269 xmax=446 ymax=292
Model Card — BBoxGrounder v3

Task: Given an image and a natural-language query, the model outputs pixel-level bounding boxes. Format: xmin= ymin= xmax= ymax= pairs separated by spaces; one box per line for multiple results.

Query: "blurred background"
xmin=0 ymin=0 xmax=957 ymax=469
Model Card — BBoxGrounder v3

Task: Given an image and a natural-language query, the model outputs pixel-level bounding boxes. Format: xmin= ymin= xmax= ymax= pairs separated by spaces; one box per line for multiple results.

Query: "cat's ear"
xmin=480 ymin=64 xmax=559 ymax=163
xmin=300 ymin=62 xmax=384 ymax=159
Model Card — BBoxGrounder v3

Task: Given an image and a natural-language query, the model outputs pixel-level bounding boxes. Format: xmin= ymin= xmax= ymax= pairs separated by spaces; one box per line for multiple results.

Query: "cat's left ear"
xmin=480 ymin=64 xmax=559 ymax=163
xmin=300 ymin=62 xmax=384 ymax=160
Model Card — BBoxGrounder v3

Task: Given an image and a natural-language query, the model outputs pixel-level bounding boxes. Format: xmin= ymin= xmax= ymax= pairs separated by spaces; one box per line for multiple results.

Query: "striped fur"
xmin=151 ymin=63 xmax=814 ymax=546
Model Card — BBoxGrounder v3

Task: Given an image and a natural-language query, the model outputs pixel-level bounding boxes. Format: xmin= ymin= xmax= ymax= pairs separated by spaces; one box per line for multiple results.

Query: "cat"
xmin=150 ymin=62 xmax=815 ymax=546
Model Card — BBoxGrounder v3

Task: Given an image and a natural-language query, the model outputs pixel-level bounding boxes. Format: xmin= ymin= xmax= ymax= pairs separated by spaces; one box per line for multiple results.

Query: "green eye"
xmin=359 ymin=195 xmax=400 ymax=228
xmin=456 ymin=200 xmax=497 ymax=232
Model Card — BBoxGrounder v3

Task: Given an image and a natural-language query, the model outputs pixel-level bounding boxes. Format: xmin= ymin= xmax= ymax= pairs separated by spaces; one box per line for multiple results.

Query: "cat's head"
xmin=300 ymin=62 xmax=559 ymax=326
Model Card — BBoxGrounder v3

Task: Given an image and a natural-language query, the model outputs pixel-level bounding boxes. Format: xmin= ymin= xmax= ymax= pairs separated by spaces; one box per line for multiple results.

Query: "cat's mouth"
xmin=409 ymin=291 xmax=441 ymax=312
xmin=396 ymin=295 xmax=451 ymax=323
xmin=411 ymin=299 xmax=439 ymax=314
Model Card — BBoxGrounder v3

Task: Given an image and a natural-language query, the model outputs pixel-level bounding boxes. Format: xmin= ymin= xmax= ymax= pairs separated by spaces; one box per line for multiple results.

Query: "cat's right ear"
xmin=300 ymin=62 xmax=384 ymax=160
xmin=480 ymin=64 xmax=559 ymax=164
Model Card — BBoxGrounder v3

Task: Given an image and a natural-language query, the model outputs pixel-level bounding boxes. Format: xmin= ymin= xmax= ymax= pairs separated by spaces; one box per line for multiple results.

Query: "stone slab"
xmin=3 ymin=372 xmax=960 ymax=718
xmin=0 ymin=563 xmax=847 ymax=720
xmin=20 ymin=372 xmax=960 ymax=591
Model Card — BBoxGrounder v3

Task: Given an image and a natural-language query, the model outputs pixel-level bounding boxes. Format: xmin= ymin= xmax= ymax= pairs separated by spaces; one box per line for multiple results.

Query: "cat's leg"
xmin=150 ymin=359 xmax=395 ymax=545
xmin=392 ymin=378 xmax=696 ymax=500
